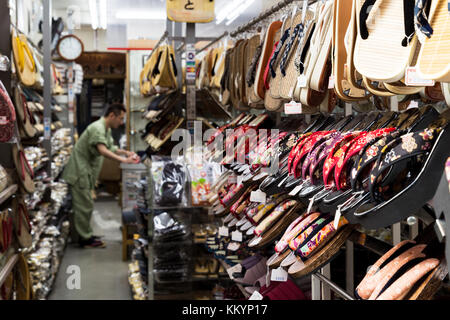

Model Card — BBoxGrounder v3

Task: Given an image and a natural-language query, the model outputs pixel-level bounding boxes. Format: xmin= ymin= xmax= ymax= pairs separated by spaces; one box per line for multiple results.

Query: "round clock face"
xmin=58 ymin=35 xmax=84 ymax=61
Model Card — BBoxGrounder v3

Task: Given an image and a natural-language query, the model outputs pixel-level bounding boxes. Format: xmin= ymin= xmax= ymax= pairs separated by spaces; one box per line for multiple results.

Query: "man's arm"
xmin=97 ymin=144 xmax=134 ymax=163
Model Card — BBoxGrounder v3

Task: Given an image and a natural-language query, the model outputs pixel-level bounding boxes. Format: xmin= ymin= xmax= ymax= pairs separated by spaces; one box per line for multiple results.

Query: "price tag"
xmin=228 ymin=175 xmax=237 ymax=184
xmin=405 ymin=67 xmax=435 ymax=86
xmin=219 ymin=226 xmax=229 ymax=237
xmin=284 ymin=101 xmax=303 ymax=114
xmin=231 ymin=230 xmax=243 ymax=242
xmin=271 ymin=267 xmax=288 ymax=282
xmin=307 ymin=193 xmax=317 ymax=214
xmin=296 ymin=75 xmax=307 ymax=88
xmin=227 ymin=263 xmax=242 ymax=279
xmin=407 ymin=100 xmax=419 ymax=109
xmin=237 ymin=175 xmax=244 ymax=186
xmin=328 ymin=75 xmax=335 ymax=89
xmin=250 ymin=190 xmax=266 ymax=203
xmin=289 ymin=184 xmax=303 ymax=196
xmin=249 ymin=290 xmax=264 ymax=300
xmin=333 ymin=206 xmax=342 ymax=230
xmin=227 ymin=242 xmax=241 ymax=251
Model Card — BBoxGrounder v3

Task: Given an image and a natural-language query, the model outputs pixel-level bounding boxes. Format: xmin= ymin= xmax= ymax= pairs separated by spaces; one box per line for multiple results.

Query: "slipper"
xmin=354 ymin=0 xmax=418 ymax=82
xmin=13 ymin=198 xmax=32 ymax=249
xmin=234 ymin=257 xmax=267 ymax=285
xmin=11 ymin=31 xmax=36 ymax=87
xmin=417 ymin=0 xmax=450 ymax=82
xmin=0 ymin=85 xmax=16 ymax=142
xmin=14 ymin=86 xmax=36 ymax=139
xmin=12 ymin=144 xmax=35 ymax=194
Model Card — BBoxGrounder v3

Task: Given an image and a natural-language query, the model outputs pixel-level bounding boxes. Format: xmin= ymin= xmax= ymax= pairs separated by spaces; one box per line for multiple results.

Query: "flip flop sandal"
xmin=268 ymin=14 xmax=294 ymax=100
xmin=416 ymin=0 xmax=450 ymax=82
xmin=245 ymin=34 xmax=264 ymax=106
xmin=13 ymin=198 xmax=32 ymax=249
xmin=287 ymin=222 xmax=356 ymax=278
xmin=12 ymin=144 xmax=35 ymax=194
xmin=254 ymin=20 xmax=283 ymax=101
xmin=12 ymin=31 xmax=36 ymax=87
xmin=350 ymin=112 xmax=450 ymax=228
xmin=14 ymin=253 xmax=32 ymax=300
xmin=0 ymin=85 xmax=16 ymax=143
xmin=249 ymin=203 xmax=302 ymax=250
xmin=354 ymin=0 xmax=418 ymax=83
xmin=14 ymin=87 xmax=36 ymax=139
xmin=246 ymin=194 xmax=290 ymax=226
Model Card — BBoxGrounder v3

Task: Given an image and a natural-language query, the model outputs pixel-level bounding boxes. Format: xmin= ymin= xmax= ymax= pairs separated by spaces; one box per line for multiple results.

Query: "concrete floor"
xmin=48 ymin=195 xmax=132 ymax=300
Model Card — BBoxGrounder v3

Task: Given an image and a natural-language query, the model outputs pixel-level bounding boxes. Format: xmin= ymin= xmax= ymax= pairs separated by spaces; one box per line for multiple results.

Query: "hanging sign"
xmin=166 ymin=0 xmax=215 ymax=23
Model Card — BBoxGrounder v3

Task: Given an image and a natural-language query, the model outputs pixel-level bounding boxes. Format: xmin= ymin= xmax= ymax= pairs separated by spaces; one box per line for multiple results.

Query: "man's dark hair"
xmin=105 ymin=103 xmax=126 ymax=117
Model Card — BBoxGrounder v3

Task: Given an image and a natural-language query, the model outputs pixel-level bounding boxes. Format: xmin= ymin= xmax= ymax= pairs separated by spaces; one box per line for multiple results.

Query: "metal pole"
xmin=313 ymin=272 xmax=355 ymax=300
xmin=43 ymin=0 xmax=52 ymax=177
xmin=321 ymin=264 xmax=331 ymax=299
xmin=185 ymin=23 xmax=196 ymax=126
xmin=345 ymin=240 xmax=354 ymax=294
xmin=174 ymin=22 xmax=182 ymax=87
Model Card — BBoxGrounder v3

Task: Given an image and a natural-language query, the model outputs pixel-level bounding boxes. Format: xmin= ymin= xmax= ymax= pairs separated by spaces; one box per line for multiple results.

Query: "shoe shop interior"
xmin=0 ymin=0 xmax=449 ymax=302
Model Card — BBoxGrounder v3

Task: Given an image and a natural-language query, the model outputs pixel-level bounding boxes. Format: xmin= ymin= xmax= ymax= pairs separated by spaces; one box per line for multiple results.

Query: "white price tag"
xmin=271 ymin=267 xmax=288 ymax=282
xmin=237 ymin=175 xmax=244 ymax=186
xmin=307 ymin=193 xmax=317 ymax=214
xmin=405 ymin=67 xmax=435 ymax=86
xmin=228 ymin=175 xmax=237 ymax=184
xmin=284 ymin=101 xmax=303 ymax=114
xmin=231 ymin=231 xmax=243 ymax=242
xmin=328 ymin=75 xmax=335 ymax=89
xmin=289 ymin=184 xmax=303 ymax=196
xmin=219 ymin=226 xmax=229 ymax=237
xmin=249 ymin=290 xmax=264 ymax=300
xmin=296 ymin=75 xmax=307 ymax=88
xmin=250 ymin=190 xmax=266 ymax=203
xmin=228 ymin=242 xmax=241 ymax=251
xmin=333 ymin=206 xmax=342 ymax=230
xmin=407 ymin=100 xmax=419 ymax=109
xmin=227 ymin=263 xmax=242 ymax=279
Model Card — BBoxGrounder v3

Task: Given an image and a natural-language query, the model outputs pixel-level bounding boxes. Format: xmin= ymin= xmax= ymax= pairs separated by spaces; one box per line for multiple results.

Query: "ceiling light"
xmin=89 ymin=0 xmax=98 ymax=29
xmin=115 ymin=10 xmax=167 ymax=20
xmin=225 ymin=0 xmax=256 ymax=26
xmin=215 ymin=0 xmax=241 ymax=25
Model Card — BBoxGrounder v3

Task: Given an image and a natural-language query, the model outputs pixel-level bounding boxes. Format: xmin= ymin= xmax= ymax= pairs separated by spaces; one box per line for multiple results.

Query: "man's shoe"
xmin=79 ymin=237 xmax=107 ymax=248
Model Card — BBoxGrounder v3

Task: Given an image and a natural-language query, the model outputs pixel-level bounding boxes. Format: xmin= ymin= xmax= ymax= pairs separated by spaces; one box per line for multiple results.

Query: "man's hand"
xmin=122 ymin=156 xmax=137 ymax=163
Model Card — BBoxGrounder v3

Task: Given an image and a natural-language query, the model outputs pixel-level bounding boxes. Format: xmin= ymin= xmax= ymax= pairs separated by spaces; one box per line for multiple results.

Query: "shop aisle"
xmin=49 ymin=195 xmax=131 ymax=300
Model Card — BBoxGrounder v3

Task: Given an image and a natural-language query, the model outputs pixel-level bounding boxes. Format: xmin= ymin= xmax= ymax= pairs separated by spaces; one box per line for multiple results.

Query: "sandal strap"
xmin=368 ymin=127 xmax=440 ymax=202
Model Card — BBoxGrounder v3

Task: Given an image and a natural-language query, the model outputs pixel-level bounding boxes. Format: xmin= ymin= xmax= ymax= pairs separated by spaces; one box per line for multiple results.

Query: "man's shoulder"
xmin=86 ymin=119 xmax=106 ymax=134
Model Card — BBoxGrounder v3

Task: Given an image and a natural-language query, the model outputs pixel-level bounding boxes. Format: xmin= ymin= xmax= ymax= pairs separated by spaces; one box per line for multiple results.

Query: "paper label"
xmin=249 ymin=290 xmax=264 ymax=300
xmin=227 ymin=263 xmax=242 ymax=279
xmin=307 ymin=195 xmax=315 ymax=214
xmin=328 ymin=75 xmax=335 ymax=89
xmin=289 ymin=184 xmax=303 ymax=196
xmin=271 ymin=267 xmax=288 ymax=282
xmin=284 ymin=101 xmax=303 ymax=114
xmin=296 ymin=75 xmax=307 ymax=88
xmin=231 ymin=231 xmax=243 ymax=242
xmin=219 ymin=226 xmax=229 ymax=237
xmin=407 ymin=100 xmax=419 ymax=109
xmin=250 ymin=190 xmax=266 ymax=203
xmin=333 ymin=206 xmax=342 ymax=230
xmin=228 ymin=242 xmax=241 ymax=251
xmin=405 ymin=67 xmax=435 ymax=86
xmin=228 ymin=175 xmax=237 ymax=184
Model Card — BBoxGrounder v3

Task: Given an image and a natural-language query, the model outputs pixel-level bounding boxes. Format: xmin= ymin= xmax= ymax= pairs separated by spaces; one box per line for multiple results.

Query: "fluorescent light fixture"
xmin=99 ymin=0 xmax=107 ymax=29
xmin=89 ymin=0 xmax=98 ymax=29
xmin=215 ymin=0 xmax=241 ymax=25
xmin=115 ymin=10 xmax=167 ymax=20
xmin=225 ymin=0 xmax=256 ymax=26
